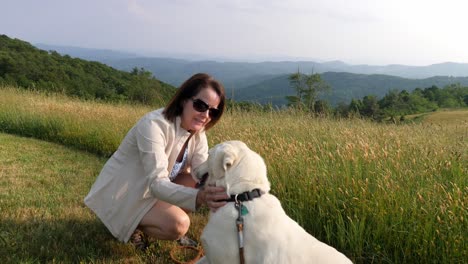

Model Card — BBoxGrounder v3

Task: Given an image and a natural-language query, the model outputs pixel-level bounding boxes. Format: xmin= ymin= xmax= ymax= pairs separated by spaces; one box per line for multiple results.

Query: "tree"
xmin=361 ymin=95 xmax=379 ymax=118
xmin=348 ymin=99 xmax=362 ymax=114
xmin=286 ymin=69 xmax=330 ymax=111
xmin=287 ymin=70 xmax=305 ymax=109
xmin=334 ymin=102 xmax=349 ymax=117
xmin=285 ymin=95 xmax=301 ymax=108
xmin=422 ymin=85 xmax=439 ymax=101
xmin=313 ymin=100 xmax=331 ymax=115
xmin=399 ymin=90 xmax=410 ymax=103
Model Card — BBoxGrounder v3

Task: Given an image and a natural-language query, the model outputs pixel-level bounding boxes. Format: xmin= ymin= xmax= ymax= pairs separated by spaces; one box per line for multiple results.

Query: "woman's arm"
xmin=135 ymin=117 xmax=199 ymax=211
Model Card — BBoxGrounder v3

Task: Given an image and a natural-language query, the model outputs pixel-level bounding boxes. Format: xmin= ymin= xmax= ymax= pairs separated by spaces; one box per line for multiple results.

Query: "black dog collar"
xmin=219 ymin=189 xmax=262 ymax=203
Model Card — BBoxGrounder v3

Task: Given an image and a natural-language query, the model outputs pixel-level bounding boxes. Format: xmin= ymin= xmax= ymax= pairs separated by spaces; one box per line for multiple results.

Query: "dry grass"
xmin=1 ymin=86 xmax=467 ymax=263
xmin=422 ymin=109 xmax=468 ymax=124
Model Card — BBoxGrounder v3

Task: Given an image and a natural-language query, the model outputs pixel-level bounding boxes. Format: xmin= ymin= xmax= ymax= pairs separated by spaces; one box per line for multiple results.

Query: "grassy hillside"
xmin=0 ymin=87 xmax=148 ymax=156
xmin=1 ymin=86 xmax=466 ymax=263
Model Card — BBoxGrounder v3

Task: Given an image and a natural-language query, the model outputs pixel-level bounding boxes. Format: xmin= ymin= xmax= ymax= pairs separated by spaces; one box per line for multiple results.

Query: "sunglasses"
xmin=192 ymin=98 xmax=220 ymax=118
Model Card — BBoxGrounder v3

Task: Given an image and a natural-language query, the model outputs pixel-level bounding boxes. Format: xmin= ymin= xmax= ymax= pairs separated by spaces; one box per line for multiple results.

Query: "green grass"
xmin=0 ymin=133 xmax=115 ymax=262
xmin=1 ymin=86 xmax=467 ymax=263
xmin=0 ymin=87 xmax=150 ymax=157
xmin=0 ymin=132 xmax=208 ymax=263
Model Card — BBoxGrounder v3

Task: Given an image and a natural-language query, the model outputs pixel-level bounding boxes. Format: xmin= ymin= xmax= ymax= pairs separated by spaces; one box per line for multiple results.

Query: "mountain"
xmin=32 ymin=44 xmax=468 ymax=86
xmin=100 ymin=58 xmax=468 ymax=97
xmin=234 ymin=72 xmax=468 ymax=106
xmin=29 ymin=43 xmax=468 ymax=106
xmin=337 ymin=62 xmax=468 ymax=79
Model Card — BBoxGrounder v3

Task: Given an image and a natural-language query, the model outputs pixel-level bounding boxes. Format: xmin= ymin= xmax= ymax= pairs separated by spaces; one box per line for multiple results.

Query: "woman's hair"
xmin=163 ymin=73 xmax=226 ymax=131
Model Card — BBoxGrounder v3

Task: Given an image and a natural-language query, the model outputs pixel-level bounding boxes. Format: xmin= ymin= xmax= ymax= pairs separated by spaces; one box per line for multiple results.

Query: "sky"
xmin=1 ymin=0 xmax=468 ymax=65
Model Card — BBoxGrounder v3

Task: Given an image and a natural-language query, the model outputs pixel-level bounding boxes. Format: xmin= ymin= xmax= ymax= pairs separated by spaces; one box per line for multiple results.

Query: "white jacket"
xmin=84 ymin=108 xmax=208 ymax=242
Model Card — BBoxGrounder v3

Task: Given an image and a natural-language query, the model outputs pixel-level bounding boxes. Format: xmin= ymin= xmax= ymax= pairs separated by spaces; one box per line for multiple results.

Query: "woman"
xmin=84 ymin=73 xmax=229 ymax=248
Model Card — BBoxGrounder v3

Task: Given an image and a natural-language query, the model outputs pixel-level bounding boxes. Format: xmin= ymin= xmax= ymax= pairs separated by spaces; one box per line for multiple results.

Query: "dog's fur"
xmin=195 ymin=141 xmax=352 ymax=264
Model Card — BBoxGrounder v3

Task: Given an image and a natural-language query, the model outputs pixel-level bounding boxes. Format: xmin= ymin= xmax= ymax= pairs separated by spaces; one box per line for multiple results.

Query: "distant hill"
xmin=233 ymin=72 xmax=468 ymax=106
xmin=33 ymin=44 xmax=468 ymax=87
xmin=100 ymin=57 xmax=290 ymax=90
xmin=0 ymin=35 xmax=175 ymax=105
xmin=100 ymin=58 xmax=468 ymax=89
xmin=335 ymin=62 xmax=468 ymax=79
xmin=29 ymin=43 xmax=468 ymax=106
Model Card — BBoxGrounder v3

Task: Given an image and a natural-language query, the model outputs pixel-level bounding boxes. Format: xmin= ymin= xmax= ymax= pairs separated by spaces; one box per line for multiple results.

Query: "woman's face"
xmin=181 ymin=86 xmax=221 ymax=132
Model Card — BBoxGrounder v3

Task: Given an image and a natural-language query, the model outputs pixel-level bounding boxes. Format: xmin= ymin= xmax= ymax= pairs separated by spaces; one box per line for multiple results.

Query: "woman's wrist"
xmin=195 ymin=188 xmax=206 ymax=209
xmin=196 ymin=186 xmax=229 ymax=212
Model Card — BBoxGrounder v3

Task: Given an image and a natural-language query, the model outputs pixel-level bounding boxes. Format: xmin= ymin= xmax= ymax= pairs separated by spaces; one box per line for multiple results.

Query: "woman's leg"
xmin=137 ymin=172 xmax=197 ymax=240
xmin=138 ymin=201 xmax=190 ymax=240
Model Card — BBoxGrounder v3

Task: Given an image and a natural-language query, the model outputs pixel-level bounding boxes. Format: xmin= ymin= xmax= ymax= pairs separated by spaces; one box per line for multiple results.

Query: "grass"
xmin=0 ymin=132 xmax=208 ymax=263
xmin=210 ymin=110 xmax=467 ymax=263
xmin=1 ymin=86 xmax=467 ymax=263
xmin=421 ymin=109 xmax=468 ymax=124
xmin=0 ymin=87 xmax=149 ymax=157
xmin=406 ymin=109 xmax=468 ymax=125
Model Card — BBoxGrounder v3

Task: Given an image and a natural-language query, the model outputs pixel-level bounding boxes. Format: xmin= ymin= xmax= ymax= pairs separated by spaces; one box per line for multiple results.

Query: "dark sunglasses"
xmin=192 ymin=98 xmax=220 ymax=118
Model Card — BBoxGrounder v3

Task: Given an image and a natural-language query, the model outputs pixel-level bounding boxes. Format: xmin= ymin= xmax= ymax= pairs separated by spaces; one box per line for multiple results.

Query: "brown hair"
xmin=163 ymin=73 xmax=225 ymax=131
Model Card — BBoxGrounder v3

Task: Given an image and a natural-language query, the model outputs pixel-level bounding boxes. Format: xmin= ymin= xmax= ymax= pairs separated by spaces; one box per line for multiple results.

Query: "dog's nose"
xmin=195 ymin=173 xmax=209 ymax=189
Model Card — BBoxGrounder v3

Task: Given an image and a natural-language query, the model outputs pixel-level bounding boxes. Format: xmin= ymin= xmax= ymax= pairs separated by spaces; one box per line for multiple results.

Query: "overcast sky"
xmin=1 ymin=0 xmax=468 ymax=65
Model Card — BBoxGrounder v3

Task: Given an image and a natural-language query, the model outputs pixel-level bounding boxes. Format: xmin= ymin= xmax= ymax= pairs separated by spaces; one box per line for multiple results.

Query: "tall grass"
xmin=1 ymin=86 xmax=467 ymax=263
xmin=0 ymin=87 xmax=150 ymax=156
xmin=210 ymin=111 xmax=467 ymax=263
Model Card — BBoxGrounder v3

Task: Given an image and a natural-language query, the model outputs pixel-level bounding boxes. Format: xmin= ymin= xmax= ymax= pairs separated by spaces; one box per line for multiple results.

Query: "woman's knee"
xmin=167 ymin=213 xmax=191 ymax=239
xmin=139 ymin=201 xmax=191 ymax=240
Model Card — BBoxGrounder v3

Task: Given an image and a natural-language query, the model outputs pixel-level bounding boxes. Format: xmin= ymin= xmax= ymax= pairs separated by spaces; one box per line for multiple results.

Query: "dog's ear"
xmin=222 ymin=145 xmax=237 ymax=171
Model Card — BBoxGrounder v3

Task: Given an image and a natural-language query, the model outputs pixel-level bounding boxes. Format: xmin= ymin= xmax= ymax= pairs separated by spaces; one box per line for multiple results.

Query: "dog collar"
xmin=219 ymin=189 xmax=262 ymax=203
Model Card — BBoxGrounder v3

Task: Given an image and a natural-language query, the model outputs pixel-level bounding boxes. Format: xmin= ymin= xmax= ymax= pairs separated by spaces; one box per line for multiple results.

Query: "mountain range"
xmin=36 ymin=44 xmax=468 ymax=105
xmin=234 ymin=73 xmax=468 ymax=106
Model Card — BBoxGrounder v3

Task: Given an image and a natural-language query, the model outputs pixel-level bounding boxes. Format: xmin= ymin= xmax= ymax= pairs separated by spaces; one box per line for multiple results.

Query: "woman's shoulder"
xmin=136 ymin=108 xmax=173 ymax=130
xmin=143 ymin=108 xmax=165 ymax=119
xmin=139 ymin=108 xmax=167 ymax=123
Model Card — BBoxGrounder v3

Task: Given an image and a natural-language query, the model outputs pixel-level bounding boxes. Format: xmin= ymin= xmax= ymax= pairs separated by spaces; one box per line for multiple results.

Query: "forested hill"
xmin=0 ymin=35 xmax=175 ymax=105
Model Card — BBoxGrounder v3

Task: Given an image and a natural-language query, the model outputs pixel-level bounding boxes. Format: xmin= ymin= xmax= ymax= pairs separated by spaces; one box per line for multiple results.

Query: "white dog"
xmin=195 ymin=141 xmax=352 ymax=264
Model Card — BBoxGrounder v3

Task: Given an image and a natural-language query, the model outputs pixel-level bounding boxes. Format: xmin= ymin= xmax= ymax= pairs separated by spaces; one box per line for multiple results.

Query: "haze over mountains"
xmin=36 ymin=43 xmax=468 ymax=105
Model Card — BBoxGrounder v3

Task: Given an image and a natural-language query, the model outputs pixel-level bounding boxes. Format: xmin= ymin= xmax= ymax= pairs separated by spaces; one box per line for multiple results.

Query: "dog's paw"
xmin=195 ymin=256 xmax=208 ymax=264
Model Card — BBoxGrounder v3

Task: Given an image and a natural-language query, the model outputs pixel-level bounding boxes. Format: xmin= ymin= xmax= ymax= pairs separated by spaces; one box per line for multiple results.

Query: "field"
xmin=0 ymin=86 xmax=467 ymax=263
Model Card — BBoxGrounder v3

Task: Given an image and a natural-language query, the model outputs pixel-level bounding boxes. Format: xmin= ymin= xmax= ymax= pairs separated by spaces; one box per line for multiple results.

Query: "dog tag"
xmin=241 ymin=205 xmax=249 ymax=216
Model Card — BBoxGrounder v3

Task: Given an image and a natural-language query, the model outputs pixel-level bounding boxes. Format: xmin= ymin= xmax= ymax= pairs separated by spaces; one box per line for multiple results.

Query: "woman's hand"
xmin=196 ymin=185 xmax=229 ymax=212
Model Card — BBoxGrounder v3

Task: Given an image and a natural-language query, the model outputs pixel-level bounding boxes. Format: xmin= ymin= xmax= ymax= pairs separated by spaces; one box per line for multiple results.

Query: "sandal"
xmin=177 ymin=236 xmax=199 ymax=247
xmin=130 ymin=229 xmax=149 ymax=250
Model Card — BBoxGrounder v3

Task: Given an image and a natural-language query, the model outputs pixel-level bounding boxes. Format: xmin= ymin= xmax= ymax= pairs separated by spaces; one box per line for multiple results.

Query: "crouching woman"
xmin=84 ymin=73 xmax=229 ymax=248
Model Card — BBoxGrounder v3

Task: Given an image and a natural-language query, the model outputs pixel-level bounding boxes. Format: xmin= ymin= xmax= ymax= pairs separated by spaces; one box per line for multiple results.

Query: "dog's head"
xmin=195 ymin=140 xmax=270 ymax=195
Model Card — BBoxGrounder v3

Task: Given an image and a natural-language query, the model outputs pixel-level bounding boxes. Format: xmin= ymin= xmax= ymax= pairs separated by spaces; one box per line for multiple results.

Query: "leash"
xmin=173 ymin=189 xmax=262 ymax=264
xmin=235 ymin=199 xmax=246 ymax=264
xmin=230 ymin=189 xmax=262 ymax=264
